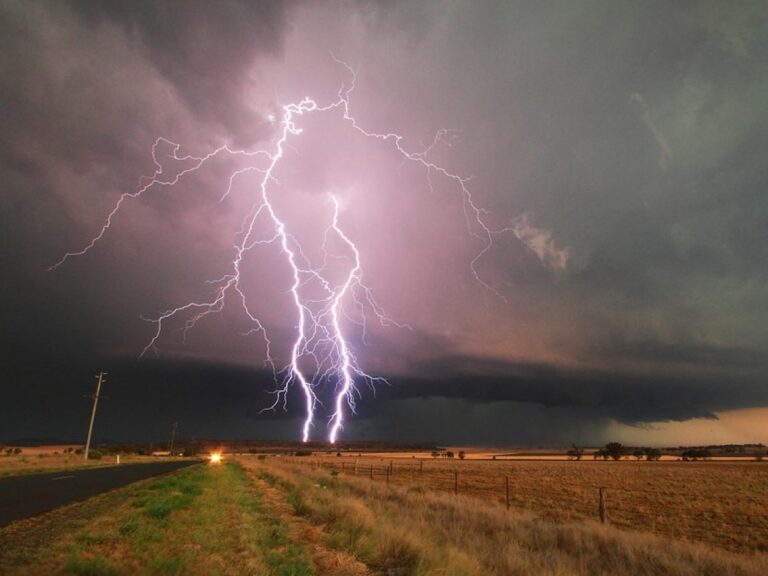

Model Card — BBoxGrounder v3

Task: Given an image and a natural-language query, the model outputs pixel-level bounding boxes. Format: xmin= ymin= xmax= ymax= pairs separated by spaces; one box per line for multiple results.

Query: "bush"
xmin=567 ymin=445 xmax=584 ymax=460
xmin=681 ymin=449 xmax=711 ymax=461
xmin=605 ymin=442 xmax=625 ymax=461
xmin=645 ymin=448 xmax=662 ymax=461
xmin=88 ymin=449 xmax=103 ymax=460
xmin=593 ymin=449 xmax=608 ymax=460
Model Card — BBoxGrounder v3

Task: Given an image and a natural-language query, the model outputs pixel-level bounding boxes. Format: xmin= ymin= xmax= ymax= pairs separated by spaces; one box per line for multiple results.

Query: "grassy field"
xmin=0 ymin=461 xmax=316 ymax=575
xmin=284 ymin=455 xmax=768 ymax=553
xmin=2 ymin=456 xmax=766 ymax=575
xmin=244 ymin=458 xmax=766 ymax=575
xmin=0 ymin=452 xmax=185 ymax=478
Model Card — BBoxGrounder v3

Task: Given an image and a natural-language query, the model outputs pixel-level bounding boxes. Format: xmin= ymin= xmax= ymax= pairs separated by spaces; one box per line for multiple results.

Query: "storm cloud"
xmin=1 ymin=0 xmax=767 ymax=445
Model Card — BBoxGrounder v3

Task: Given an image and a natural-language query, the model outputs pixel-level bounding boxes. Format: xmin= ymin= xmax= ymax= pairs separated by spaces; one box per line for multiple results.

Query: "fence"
xmin=282 ymin=456 xmax=618 ymax=524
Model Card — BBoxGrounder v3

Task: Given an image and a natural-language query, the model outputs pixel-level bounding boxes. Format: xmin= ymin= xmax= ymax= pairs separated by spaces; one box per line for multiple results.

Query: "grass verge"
xmin=0 ymin=461 xmax=315 ymax=576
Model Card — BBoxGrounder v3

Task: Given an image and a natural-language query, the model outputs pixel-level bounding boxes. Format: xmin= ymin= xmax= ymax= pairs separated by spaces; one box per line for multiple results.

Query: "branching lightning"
xmin=50 ymin=60 xmax=511 ymax=443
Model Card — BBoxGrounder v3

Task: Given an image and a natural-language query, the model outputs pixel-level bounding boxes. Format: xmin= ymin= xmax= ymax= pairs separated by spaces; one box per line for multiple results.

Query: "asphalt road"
xmin=0 ymin=460 xmax=200 ymax=527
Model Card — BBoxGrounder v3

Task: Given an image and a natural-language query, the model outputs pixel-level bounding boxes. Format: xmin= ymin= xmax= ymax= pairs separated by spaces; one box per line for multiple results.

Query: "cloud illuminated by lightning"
xmin=50 ymin=60 xmax=517 ymax=443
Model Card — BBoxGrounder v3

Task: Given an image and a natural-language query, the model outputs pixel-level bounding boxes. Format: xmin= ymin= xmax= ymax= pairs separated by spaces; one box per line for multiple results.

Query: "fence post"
xmin=389 ymin=460 xmax=393 ymax=475
xmin=505 ymin=476 xmax=510 ymax=510
xmin=386 ymin=467 xmax=390 ymax=485
xmin=354 ymin=459 xmax=358 ymax=475
xmin=454 ymin=471 xmax=458 ymax=495
xmin=420 ymin=460 xmax=424 ymax=473
xmin=599 ymin=487 xmax=607 ymax=524
xmin=370 ymin=464 xmax=373 ymax=480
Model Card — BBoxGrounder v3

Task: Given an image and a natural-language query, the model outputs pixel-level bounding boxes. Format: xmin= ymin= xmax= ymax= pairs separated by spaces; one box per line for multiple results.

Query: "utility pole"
xmin=168 ymin=422 xmax=178 ymax=455
xmin=84 ymin=371 xmax=107 ymax=461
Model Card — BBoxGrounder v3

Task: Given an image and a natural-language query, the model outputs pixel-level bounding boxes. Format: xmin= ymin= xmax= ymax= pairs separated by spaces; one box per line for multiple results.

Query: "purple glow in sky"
xmin=2 ymin=1 xmax=768 ymax=446
xmin=49 ymin=58 xmax=545 ymax=442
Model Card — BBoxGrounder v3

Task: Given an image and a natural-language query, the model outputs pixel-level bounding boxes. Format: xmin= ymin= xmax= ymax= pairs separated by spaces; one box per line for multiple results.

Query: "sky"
xmin=1 ymin=0 xmax=767 ymax=446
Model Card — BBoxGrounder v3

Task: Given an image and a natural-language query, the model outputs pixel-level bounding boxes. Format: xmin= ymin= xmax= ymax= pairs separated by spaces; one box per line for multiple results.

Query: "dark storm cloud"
xmin=5 ymin=351 xmax=765 ymax=444
xmin=1 ymin=1 xmax=767 ymax=444
xmin=67 ymin=0 xmax=292 ymax=146
xmin=387 ymin=361 xmax=762 ymax=424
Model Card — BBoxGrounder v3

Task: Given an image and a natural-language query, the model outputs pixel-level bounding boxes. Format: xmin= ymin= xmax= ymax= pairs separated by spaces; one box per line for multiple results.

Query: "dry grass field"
xmin=242 ymin=457 xmax=767 ymax=575
xmin=0 ymin=451 xmax=178 ymax=477
xmin=1 ymin=457 xmax=766 ymax=575
xmin=284 ymin=454 xmax=768 ymax=554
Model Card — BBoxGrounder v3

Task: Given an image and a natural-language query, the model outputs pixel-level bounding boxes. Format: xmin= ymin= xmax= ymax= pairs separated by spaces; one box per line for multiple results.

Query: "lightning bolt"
xmin=50 ymin=60 xmax=510 ymax=443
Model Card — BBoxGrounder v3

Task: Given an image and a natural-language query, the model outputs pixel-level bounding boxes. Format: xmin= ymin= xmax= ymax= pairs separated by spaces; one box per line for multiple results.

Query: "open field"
xmin=280 ymin=453 xmax=768 ymax=553
xmin=0 ymin=452 xmax=183 ymax=478
xmin=1 ymin=456 xmax=766 ymax=575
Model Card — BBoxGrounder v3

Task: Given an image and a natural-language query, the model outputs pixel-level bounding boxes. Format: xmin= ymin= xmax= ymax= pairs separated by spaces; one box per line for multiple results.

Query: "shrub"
xmin=605 ymin=442 xmax=625 ymax=461
xmin=567 ymin=445 xmax=584 ymax=460
xmin=645 ymin=448 xmax=662 ymax=461
xmin=681 ymin=449 xmax=712 ymax=461
xmin=593 ymin=449 xmax=608 ymax=460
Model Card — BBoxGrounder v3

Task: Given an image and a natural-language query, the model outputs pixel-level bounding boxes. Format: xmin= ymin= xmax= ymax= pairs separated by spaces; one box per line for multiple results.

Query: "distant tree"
xmin=567 ymin=444 xmax=584 ymax=461
xmin=681 ymin=449 xmax=711 ymax=461
xmin=294 ymin=449 xmax=312 ymax=457
xmin=644 ymin=448 xmax=662 ymax=461
xmin=605 ymin=442 xmax=624 ymax=461
xmin=12 ymin=447 xmax=21 ymax=455
xmin=593 ymin=449 xmax=607 ymax=460
xmin=446 ymin=451 xmax=455 ymax=459
xmin=431 ymin=450 xmax=440 ymax=459
xmin=458 ymin=451 xmax=466 ymax=460
xmin=632 ymin=448 xmax=645 ymax=461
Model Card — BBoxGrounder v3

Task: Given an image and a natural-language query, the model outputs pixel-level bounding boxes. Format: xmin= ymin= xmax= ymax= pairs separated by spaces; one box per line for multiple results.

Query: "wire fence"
xmin=273 ymin=455 xmax=768 ymax=552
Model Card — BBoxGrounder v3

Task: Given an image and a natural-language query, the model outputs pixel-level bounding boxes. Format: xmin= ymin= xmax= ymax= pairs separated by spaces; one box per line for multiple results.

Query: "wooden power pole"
xmin=84 ymin=371 xmax=106 ymax=461
xmin=168 ymin=422 xmax=178 ymax=455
